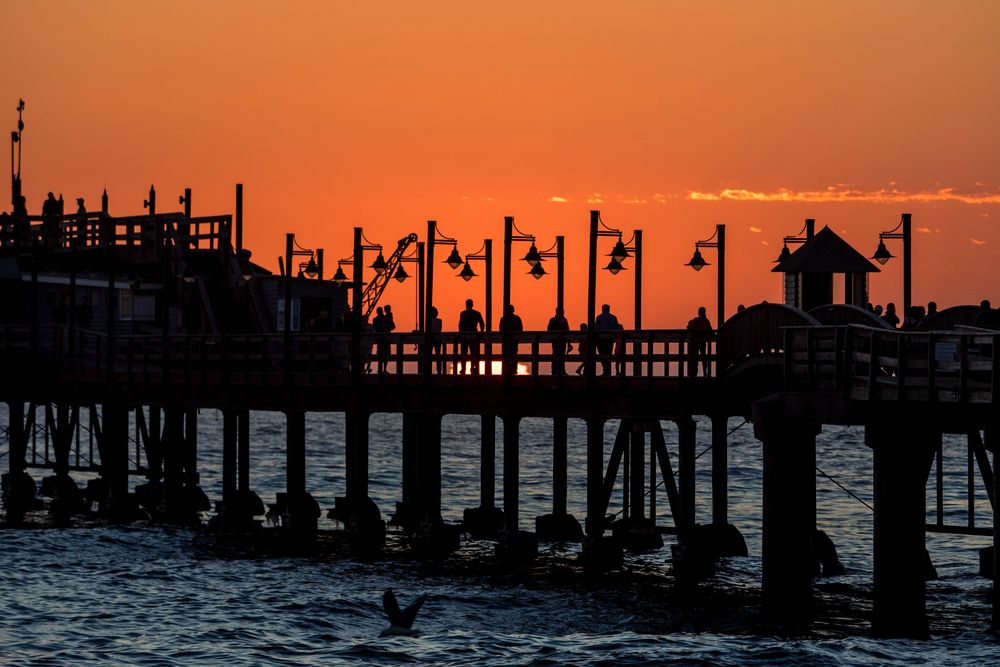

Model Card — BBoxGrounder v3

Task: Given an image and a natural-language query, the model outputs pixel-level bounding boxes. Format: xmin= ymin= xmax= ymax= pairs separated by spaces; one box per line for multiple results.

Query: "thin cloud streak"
xmin=688 ymin=187 xmax=1000 ymax=205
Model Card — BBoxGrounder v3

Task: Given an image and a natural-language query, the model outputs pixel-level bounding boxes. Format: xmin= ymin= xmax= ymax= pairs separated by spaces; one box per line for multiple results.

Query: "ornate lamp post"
xmin=871 ymin=213 xmax=912 ymax=316
xmin=686 ymin=224 xmax=726 ymax=326
xmin=423 ymin=220 xmax=462 ymax=374
xmin=773 ymin=218 xmax=815 ymax=263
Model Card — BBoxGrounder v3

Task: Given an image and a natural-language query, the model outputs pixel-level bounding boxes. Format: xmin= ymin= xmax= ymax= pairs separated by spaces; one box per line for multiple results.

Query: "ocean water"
xmin=3 ymin=406 xmax=1000 ymax=665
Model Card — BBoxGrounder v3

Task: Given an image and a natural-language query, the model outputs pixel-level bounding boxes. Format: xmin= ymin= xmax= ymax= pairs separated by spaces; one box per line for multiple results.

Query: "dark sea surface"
xmin=3 ymin=406 xmax=1000 ymax=665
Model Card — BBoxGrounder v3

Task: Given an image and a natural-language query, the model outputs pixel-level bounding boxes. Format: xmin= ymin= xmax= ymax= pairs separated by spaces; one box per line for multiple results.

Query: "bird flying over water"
xmin=380 ymin=588 xmax=427 ymax=637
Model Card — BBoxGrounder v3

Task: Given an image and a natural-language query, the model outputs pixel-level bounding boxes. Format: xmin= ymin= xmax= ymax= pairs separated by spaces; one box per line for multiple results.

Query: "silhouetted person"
xmin=499 ymin=303 xmax=523 ymax=375
xmin=736 ymin=304 xmax=746 ymax=313
xmin=457 ymin=298 xmax=485 ymax=375
xmin=594 ymin=303 xmax=619 ymax=376
xmin=12 ymin=195 xmax=29 ymax=246
xmin=882 ymin=302 xmax=899 ymax=328
xmin=975 ymin=299 xmax=995 ymax=328
xmin=374 ymin=304 xmax=396 ymax=373
xmin=927 ymin=301 xmax=938 ymax=318
xmin=547 ymin=306 xmax=570 ymax=375
xmin=686 ymin=306 xmax=713 ymax=377
xmin=902 ymin=305 xmax=924 ymax=329
xmin=428 ymin=306 xmax=444 ymax=374
xmin=42 ymin=192 xmax=60 ymax=248
xmin=874 ymin=304 xmax=883 ymax=317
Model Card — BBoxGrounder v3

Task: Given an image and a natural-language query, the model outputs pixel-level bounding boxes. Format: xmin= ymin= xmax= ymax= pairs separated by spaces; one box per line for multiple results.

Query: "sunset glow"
xmin=4 ymin=1 xmax=998 ymax=328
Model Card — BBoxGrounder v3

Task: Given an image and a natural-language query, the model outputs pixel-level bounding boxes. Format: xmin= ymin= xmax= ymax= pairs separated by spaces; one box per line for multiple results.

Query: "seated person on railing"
xmin=686 ymin=306 xmax=713 ymax=377
xmin=499 ymin=304 xmax=523 ymax=375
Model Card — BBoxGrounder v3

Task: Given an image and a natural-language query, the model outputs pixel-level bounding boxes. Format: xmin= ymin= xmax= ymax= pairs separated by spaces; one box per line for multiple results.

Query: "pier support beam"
xmin=212 ymin=408 xmax=261 ymax=529
xmin=99 ymin=403 xmax=132 ymax=519
xmin=711 ymin=415 xmax=728 ymax=526
xmin=2 ymin=400 xmax=36 ymax=516
xmin=990 ymin=418 xmax=1000 ymax=631
xmin=502 ymin=415 xmax=521 ymax=534
xmin=536 ymin=416 xmax=583 ymax=542
xmin=342 ymin=409 xmax=384 ymax=544
xmin=675 ymin=416 xmax=697 ymax=535
xmin=283 ymin=409 xmax=318 ymax=535
xmin=868 ymin=419 xmax=932 ymax=639
xmin=464 ymin=414 xmax=504 ymax=538
xmin=585 ymin=417 xmax=606 ymax=539
xmin=754 ymin=396 xmax=817 ymax=631
xmin=396 ymin=412 xmax=421 ymax=529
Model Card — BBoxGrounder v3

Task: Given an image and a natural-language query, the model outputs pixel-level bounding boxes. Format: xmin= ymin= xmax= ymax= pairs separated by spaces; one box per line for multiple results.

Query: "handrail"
xmin=784 ymin=324 xmax=997 ymax=405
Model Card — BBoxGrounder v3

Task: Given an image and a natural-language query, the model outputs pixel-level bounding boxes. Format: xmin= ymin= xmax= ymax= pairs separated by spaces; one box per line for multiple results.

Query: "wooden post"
xmin=754 ymin=396 xmax=817 ymax=630
xmin=676 ymin=416 xmax=697 ymax=532
xmin=711 ymin=414 xmax=728 ymax=526
xmin=286 ymin=410 xmax=306 ymax=504
xmin=184 ymin=408 xmax=198 ymax=485
xmin=553 ymin=416 xmax=568 ymax=516
xmin=503 ymin=414 xmax=521 ymax=533
xmin=869 ymin=418 xmax=930 ymax=638
xmin=400 ymin=412 xmax=420 ymax=526
xmin=235 ymin=183 xmax=243 ymax=254
xmin=222 ymin=409 xmax=237 ymax=503
xmin=421 ymin=412 xmax=442 ymax=524
xmin=629 ymin=429 xmax=645 ymax=521
xmin=344 ymin=410 xmax=368 ymax=506
xmin=237 ymin=409 xmax=250 ymax=492
xmin=586 ymin=416 xmax=605 ymax=538
xmin=481 ymin=414 xmax=496 ymax=508
xmin=990 ymin=418 xmax=1000 ymax=630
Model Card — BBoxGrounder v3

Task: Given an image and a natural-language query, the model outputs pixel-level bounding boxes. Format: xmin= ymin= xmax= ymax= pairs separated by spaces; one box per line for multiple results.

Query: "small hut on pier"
xmin=772 ymin=226 xmax=879 ymax=311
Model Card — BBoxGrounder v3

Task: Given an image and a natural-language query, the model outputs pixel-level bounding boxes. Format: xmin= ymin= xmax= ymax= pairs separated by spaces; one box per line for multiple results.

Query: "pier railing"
xmin=785 ymin=324 xmax=998 ymax=404
xmin=4 ymin=326 xmax=720 ymax=387
xmin=1 ymin=213 xmax=233 ymax=255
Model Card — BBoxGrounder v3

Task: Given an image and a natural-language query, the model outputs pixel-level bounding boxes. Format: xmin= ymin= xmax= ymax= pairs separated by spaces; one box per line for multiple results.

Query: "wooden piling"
xmin=503 ymin=415 xmax=521 ymax=533
xmin=711 ymin=414 xmax=728 ymax=526
xmin=237 ymin=409 xmax=250 ymax=492
xmin=222 ymin=409 xmax=237 ymax=502
xmin=553 ymin=416 xmax=568 ymax=516
xmin=754 ymin=396 xmax=817 ymax=630
xmin=868 ymin=418 xmax=931 ymax=639
xmin=629 ymin=429 xmax=645 ymax=521
xmin=586 ymin=417 xmax=605 ymax=538
xmin=482 ymin=414 xmax=497 ymax=510
xmin=676 ymin=416 xmax=697 ymax=533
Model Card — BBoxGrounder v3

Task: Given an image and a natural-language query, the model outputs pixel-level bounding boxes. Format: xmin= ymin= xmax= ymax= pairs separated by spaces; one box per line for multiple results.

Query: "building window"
xmin=118 ymin=289 xmax=133 ymax=321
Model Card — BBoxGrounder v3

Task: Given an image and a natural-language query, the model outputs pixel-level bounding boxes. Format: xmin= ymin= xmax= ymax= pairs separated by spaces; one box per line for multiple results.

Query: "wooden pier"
xmin=2 ymin=204 xmax=998 ymax=639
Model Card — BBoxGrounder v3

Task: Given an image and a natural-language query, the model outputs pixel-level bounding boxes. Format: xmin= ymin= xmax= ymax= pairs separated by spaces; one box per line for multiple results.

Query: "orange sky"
xmin=4 ymin=1 xmax=999 ymax=329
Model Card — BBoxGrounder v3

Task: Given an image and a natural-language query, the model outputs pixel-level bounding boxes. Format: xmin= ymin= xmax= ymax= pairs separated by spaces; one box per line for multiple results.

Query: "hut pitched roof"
xmin=772 ymin=225 xmax=880 ymax=273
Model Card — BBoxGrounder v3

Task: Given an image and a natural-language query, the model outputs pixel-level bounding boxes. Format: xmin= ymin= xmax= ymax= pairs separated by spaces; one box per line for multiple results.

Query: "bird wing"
xmin=398 ymin=594 xmax=427 ymax=629
xmin=382 ymin=589 xmax=402 ymax=626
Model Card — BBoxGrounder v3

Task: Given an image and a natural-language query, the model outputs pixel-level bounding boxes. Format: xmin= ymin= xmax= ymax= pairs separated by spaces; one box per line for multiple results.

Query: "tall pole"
xmin=485 ymin=239 xmax=494 ymax=331
xmin=316 ymin=248 xmax=324 ymax=281
xmin=902 ymin=213 xmax=911 ymax=316
xmin=634 ymin=230 xmax=642 ymax=330
xmin=587 ymin=211 xmax=598 ymax=328
xmin=717 ymin=224 xmax=726 ymax=327
xmin=352 ymin=228 xmax=363 ymax=321
xmin=182 ymin=187 xmax=192 ymax=218
xmin=417 ymin=241 xmax=425 ymax=332
xmin=283 ymin=233 xmax=293 ymax=339
xmin=423 ymin=221 xmax=436 ymax=375
xmin=503 ymin=216 xmax=513 ymax=319
xmin=556 ymin=235 xmax=565 ymax=313
xmin=235 ymin=183 xmax=244 ymax=254
xmin=101 ymin=189 xmax=109 ymax=215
